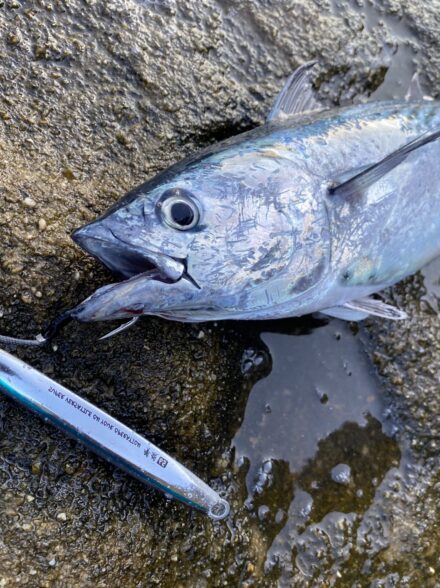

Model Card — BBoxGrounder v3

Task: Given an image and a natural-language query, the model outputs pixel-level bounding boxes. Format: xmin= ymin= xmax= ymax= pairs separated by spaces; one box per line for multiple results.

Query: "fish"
xmin=2 ymin=62 xmax=440 ymax=345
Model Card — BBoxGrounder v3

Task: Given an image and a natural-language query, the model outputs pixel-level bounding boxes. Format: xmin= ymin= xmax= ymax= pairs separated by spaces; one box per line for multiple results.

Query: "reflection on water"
xmin=234 ymin=320 xmax=395 ymax=477
xmin=231 ymin=319 xmax=401 ymax=582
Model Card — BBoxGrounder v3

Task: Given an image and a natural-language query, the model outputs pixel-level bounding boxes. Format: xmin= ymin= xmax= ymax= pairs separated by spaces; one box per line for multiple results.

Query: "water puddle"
xmin=234 ymin=320 xmax=394 ymax=476
xmin=231 ymin=319 xmax=402 ymax=582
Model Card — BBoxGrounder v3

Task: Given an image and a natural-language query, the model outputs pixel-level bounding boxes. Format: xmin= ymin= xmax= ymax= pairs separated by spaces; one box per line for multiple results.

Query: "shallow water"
xmin=225 ymin=278 xmax=439 ymax=584
xmin=231 ymin=318 xmax=402 ymax=582
xmin=234 ymin=320 xmax=393 ymax=477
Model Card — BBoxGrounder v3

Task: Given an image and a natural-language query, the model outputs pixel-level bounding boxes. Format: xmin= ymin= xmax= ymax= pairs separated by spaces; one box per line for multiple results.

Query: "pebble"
xmin=241 ymin=349 xmax=267 ymax=375
xmin=64 ymin=462 xmax=76 ymax=475
xmin=9 ymin=264 xmax=24 ymax=274
xmin=315 ymin=386 xmax=329 ymax=404
xmin=56 ymin=512 xmax=67 ymax=522
xmin=331 ymin=463 xmax=352 ymax=486
xmin=38 ymin=218 xmax=47 ymax=231
xmin=275 ymin=509 xmax=285 ymax=524
xmin=31 ymin=462 xmax=41 ymax=475
xmin=7 ymin=33 xmax=20 ymax=45
xmin=21 ymin=293 xmax=32 ymax=304
xmin=23 ymin=197 xmax=36 ymax=208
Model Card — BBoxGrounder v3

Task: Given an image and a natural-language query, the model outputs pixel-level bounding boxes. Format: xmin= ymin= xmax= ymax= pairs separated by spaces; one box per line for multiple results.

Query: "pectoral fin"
xmin=329 ymin=129 xmax=440 ymax=199
xmin=267 ymin=61 xmax=324 ymax=122
xmin=322 ymin=296 xmax=407 ymax=321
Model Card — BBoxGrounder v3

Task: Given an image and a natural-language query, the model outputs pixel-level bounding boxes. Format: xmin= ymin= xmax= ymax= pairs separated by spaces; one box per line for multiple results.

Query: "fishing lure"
xmin=0 ymin=347 xmax=230 ymax=519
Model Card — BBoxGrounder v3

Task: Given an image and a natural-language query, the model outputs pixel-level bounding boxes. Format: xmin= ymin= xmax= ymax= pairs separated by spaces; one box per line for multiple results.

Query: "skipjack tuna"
xmin=2 ymin=62 xmax=440 ymax=344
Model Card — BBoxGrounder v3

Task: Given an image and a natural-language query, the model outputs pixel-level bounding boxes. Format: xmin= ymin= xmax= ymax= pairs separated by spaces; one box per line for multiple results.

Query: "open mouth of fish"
xmin=72 ymin=224 xmax=198 ymax=287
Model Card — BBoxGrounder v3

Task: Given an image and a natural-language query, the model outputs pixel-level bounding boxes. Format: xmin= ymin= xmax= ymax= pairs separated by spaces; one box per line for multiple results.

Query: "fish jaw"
xmin=72 ymin=221 xmax=185 ymax=282
xmin=70 ymin=270 xmax=202 ymax=322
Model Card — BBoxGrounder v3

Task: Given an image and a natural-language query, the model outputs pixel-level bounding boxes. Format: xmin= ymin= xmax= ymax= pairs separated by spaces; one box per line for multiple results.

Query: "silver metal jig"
xmin=0 ymin=347 xmax=230 ymax=520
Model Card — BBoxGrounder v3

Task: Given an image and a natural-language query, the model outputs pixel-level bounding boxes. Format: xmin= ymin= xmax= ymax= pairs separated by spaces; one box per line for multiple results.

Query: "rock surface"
xmin=0 ymin=0 xmax=439 ymax=586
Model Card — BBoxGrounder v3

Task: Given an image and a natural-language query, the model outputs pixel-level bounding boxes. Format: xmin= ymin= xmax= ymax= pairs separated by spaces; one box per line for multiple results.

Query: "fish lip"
xmin=72 ymin=224 xmax=186 ymax=283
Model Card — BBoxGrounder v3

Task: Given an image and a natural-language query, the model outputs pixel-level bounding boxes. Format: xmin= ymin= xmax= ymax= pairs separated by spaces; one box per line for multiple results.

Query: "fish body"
xmin=71 ymin=67 xmax=440 ymax=324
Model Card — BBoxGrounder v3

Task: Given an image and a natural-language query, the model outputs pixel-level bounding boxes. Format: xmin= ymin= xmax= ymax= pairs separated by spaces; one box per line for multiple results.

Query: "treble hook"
xmin=98 ymin=317 xmax=140 ymax=341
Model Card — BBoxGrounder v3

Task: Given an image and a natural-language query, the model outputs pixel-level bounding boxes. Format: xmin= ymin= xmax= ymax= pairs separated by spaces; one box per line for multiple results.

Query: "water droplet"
xmin=258 ymin=505 xmax=270 ymax=521
xmin=331 ymin=463 xmax=352 ymax=485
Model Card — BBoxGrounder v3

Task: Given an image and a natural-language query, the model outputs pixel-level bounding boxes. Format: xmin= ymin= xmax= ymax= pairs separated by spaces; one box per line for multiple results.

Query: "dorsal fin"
xmin=267 ymin=61 xmax=323 ymax=122
xmin=329 ymin=129 xmax=440 ymax=199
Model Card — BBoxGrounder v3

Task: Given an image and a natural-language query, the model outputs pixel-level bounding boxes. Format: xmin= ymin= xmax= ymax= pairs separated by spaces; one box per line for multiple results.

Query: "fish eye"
xmin=158 ymin=189 xmax=200 ymax=231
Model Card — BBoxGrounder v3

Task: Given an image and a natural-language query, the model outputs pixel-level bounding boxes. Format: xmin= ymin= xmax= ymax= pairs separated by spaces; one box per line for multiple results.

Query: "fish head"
xmin=72 ymin=138 xmax=330 ymax=322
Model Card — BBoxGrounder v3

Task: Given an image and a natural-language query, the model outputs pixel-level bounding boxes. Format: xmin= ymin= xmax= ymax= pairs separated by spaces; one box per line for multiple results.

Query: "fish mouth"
xmin=72 ymin=223 xmax=195 ymax=286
